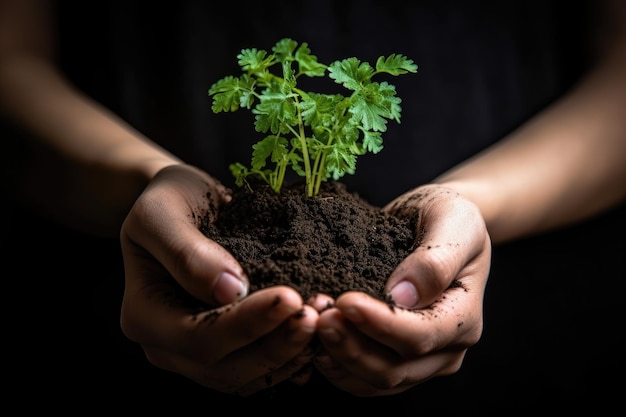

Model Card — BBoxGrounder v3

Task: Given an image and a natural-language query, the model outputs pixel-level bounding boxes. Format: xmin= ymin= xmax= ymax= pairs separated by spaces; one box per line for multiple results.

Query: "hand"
xmin=120 ymin=164 xmax=318 ymax=396
xmin=313 ymin=184 xmax=491 ymax=396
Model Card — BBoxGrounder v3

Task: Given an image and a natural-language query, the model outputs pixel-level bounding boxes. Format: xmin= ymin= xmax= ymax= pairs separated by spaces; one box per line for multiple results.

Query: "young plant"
xmin=208 ymin=38 xmax=417 ymax=197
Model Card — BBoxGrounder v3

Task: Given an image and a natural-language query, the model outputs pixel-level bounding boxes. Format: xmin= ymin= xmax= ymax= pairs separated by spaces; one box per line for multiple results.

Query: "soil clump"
xmin=201 ymin=180 xmax=418 ymax=303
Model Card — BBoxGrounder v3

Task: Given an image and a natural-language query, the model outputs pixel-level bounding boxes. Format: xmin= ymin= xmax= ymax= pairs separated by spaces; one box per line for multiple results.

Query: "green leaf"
xmin=272 ymin=38 xmax=298 ymax=62
xmin=325 ymin=147 xmax=357 ymax=180
xmin=362 ymin=130 xmax=384 ymax=153
xmin=251 ymin=135 xmax=289 ymax=169
xmin=294 ymin=43 xmax=327 ymax=77
xmin=253 ymin=91 xmax=297 ymax=134
xmin=375 ymin=54 xmax=418 ymax=75
xmin=208 ymin=75 xmax=257 ymax=112
xmin=300 ymin=93 xmax=344 ymax=130
xmin=328 ymin=58 xmax=374 ymax=90
xmin=350 ymin=95 xmax=390 ymax=132
xmin=237 ymin=48 xmax=275 ymax=73
xmin=229 ymin=162 xmax=249 ymax=187
xmin=374 ymin=81 xmax=403 ymax=122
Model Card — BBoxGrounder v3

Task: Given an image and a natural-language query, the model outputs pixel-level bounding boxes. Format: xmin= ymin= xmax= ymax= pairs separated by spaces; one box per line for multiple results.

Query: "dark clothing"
xmin=6 ymin=1 xmax=623 ymax=413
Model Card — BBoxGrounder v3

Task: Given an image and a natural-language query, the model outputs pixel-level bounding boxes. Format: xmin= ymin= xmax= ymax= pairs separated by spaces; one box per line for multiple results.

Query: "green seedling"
xmin=208 ymin=38 xmax=417 ymax=196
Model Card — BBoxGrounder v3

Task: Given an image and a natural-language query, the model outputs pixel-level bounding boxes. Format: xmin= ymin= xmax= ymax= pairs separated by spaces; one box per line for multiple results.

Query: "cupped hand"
xmin=120 ymin=164 xmax=318 ymax=395
xmin=313 ymin=184 xmax=491 ymax=396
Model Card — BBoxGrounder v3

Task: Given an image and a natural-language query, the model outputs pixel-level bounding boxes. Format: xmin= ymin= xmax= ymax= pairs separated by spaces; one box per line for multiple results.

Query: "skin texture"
xmin=1 ymin=0 xmax=625 ymax=397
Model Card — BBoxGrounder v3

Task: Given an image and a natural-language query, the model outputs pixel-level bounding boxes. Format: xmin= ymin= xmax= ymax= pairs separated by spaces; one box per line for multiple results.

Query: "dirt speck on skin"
xmin=200 ymin=181 xmax=418 ymax=302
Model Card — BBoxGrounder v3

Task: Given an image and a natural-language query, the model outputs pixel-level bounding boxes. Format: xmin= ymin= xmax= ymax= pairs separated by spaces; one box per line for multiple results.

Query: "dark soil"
xmin=201 ymin=180 xmax=418 ymax=303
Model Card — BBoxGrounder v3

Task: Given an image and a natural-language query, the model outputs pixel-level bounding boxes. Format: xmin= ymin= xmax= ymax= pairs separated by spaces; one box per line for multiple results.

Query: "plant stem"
xmin=294 ymin=97 xmax=313 ymax=196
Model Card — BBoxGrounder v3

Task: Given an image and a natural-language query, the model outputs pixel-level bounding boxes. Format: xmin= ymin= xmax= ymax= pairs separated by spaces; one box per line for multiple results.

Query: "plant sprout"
xmin=208 ymin=38 xmax=417 ymax=197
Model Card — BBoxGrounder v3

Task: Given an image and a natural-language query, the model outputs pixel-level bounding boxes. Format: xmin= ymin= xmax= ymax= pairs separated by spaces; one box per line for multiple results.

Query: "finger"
xmin=233 ymin=304 xmax=319 ymax=395
xmin=314 ymin=346 xmax=465 ymax=397
xmin=220 ymin=303 xmax=317 ymax=376
xmin=316 ymin=298 xmax=472 ymax=395
xmin=122 ymin=225 xmax=248 ymax=308
xmin=317 ymin=306 xmax=399 ymax=374
xmin=235 ymin=347 xmax=316 ymax=396
xmin=329 ymin=290 xmax=483 ymax=359
xmin=307 ymin=292 xmax=335 ymax=312
xmin=121 ymin=285 xmax=306 ymax=361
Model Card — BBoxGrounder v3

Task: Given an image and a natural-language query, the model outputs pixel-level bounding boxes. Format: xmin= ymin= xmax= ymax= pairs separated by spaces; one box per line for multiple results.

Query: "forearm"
xmin=435 ymin=47 xmax=626 ymax=244
xmin=1 ymin=55 xmax=182 ymax=236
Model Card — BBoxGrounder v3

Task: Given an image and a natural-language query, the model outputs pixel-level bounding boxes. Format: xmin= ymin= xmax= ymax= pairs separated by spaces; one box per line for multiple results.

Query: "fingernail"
xmin=214 ymin=272 xmax=248 ymax=305
xmin=388 ymin=280 xmax=418 ymax=309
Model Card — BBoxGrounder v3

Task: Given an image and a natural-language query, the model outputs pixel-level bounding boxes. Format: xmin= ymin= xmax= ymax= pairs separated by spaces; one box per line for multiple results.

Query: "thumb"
xmin=121 ymin=164 xmax=249 ymax=307
xmin=170 ymin=230 xmax=250 ymax=306
xmin=384 ymin=186 xmax=490 ymax=309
